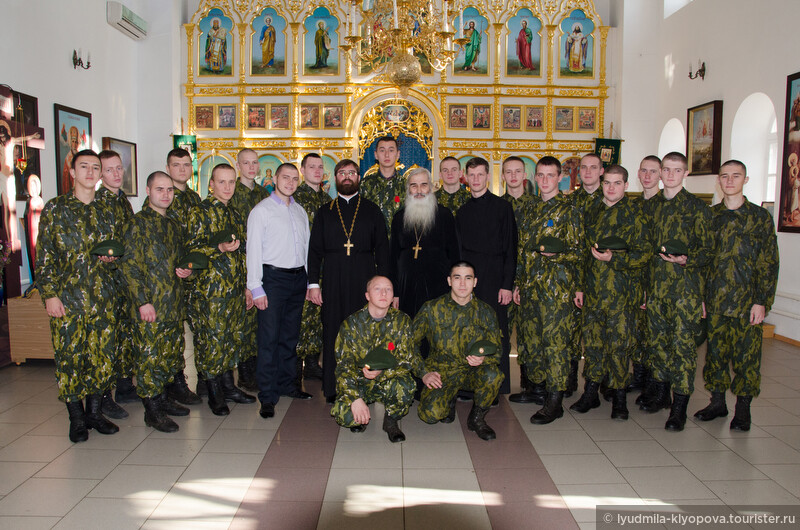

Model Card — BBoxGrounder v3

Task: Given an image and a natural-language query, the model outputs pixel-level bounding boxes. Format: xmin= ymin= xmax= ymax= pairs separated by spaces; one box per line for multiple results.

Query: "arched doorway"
xmin=730 ymin=92 xmax=777 ymax=206
xmin=658 ymin=118 xmax=686 ymax=159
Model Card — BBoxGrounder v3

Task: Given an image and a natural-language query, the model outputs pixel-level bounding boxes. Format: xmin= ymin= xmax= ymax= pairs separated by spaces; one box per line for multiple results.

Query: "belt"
xmin=264 ymin=264 xmax=306 ymax=274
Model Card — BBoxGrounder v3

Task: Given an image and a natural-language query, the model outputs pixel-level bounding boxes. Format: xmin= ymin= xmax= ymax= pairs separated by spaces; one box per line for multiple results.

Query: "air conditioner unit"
xmin=107 ymin=1 xmax=147 ymax=40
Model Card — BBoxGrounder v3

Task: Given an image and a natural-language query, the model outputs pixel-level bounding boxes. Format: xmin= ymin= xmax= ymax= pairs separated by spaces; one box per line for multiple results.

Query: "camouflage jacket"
xmin=648 ymin=188 xmax=713 ymax=304
xmin=583 ymin=197 xmax=652 ymax=310
xmin=706 ymin=198 xmax=779 ymax=317
xmin=118 ymin=205 xmax=186 ymax=321
xmin=96 ymin=186 xmax=134 ymax=237
xmin=168 ymin=186 xmax=202 ymax=232
xmin=436 ymin=187 xmax=470 ymax=215
xmin=35 ymin=194 xmax=117 ymax=316
xmin=502 ymin=192 xmax=540 ymax=268
xmin=631 ymin=193 xmax=659 ymax=305
xmin=294 ymin=182 xmax=330 ymax=227
xmin=568 ymin=185 xmax=603 ymax=216
xmin=335 ymin=307 xmax=425 ymax=403
xmin=228 ymin=180 xmax=269 ymax=251
xmin=412 ymin=294 xmax=502 ymax=372
xmin=360 ymin=171 xmax=405 ymax=230
xmin=516 ymin=194 xmax=584 ymax=302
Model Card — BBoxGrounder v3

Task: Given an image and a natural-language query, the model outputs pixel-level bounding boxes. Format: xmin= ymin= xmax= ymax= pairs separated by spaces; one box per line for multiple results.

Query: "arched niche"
xmin=658 ymin=118 xmax=685 ymax=159
xmin=730 ymin=92 xmax=777 ymax=206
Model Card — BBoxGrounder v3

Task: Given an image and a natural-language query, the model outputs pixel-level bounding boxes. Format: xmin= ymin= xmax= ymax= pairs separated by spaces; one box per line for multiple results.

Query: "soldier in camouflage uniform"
xmin=435 ymin=156 xmax=470 ymax=214
xmin=644 ymin=152 xmax=713 ymax=432
xmin=186 ymin=164 xmax=256 ymax=416
xmin=331 ymin=276 xmax=424 ymax=442
xmin=228 ymin=148 xmax=270 ymax=392
xmin=359 ymin=135 xmax=405 ymax=230
xmin=119 ymin=171 xmax=195 ymax=433
xmin=413 ymin=262 xmax=504 ymax=441
xmin=694 ymin=160 xmax=779 ymax=431
xmin=294 ymin=153 xmax=330 ymax=382
xmin=570 ymin=165 xmax=652 ymax=420
xmin=514 ymin=156 xmax=584 ymax=425
xmin=36 ymin=150 xmax=121 ymax=443
xmin=96 ymin=150 xmax=136 ymax=420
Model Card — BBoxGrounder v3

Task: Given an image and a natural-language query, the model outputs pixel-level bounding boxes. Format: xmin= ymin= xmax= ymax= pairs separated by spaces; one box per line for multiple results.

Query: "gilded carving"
xmin=558 ymin=89 xmax=595 ymax=97
xmin=452 ymin=87 xmax=489 ymax=95
xmin=453 ymin=142 xmax=489 ymax=149
xmin=250 ymin=86 xmax=287 ymax=94
xmin=505 ymin=142 xmax=542 ymax=150
xmin=357 ymin=100 xmax=434 ymax=158
xmin=506 ymin=88 xmax=543 ymax=96
xmin=557 ymin=142 xmax=594 ymax=150
xmin=198 ymin=87 xmax=236 ymax=95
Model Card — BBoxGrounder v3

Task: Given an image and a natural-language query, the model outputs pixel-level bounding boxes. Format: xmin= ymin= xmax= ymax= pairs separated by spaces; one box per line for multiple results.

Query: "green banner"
xmin=172 ymin=135 xmax=199 ymax=192
xmin=595 ymin=138 xmax=621 ymax=167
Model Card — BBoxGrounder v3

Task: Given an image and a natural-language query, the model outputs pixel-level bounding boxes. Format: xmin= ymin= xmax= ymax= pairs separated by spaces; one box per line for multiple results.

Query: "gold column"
xmin=185 ymin=24 xmax=196 ymax=134
xmin=598 ymin=26 xmax=609 ymax=136
xmin=291 ymin=22 xmax=300 ymax=84
xmin=238 ymin=23 xmax=247 ymax=140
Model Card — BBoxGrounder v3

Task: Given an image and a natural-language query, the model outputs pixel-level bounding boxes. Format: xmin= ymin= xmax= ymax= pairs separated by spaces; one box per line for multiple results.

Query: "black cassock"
xmin=389 ymin=205 xmax=460 ymax=318
xmin=307 ymin=194 xmax=390 ymax=398
xmin=455 ymin=191 xmax=517 ymax=394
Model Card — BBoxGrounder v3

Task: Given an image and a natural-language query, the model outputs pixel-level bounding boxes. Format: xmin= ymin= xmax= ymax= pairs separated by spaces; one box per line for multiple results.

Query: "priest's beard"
xmin=337 ymin=178 xmax=359 ymax=195
xmin=403 ymin=192 xmax=437 ymax=234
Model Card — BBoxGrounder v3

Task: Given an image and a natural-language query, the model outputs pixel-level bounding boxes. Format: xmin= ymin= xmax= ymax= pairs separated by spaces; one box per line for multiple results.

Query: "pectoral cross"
xmin=344 ymin=239 xmax=354 ymax=256
xmin=412 ymin=242 xmax=422 ymax=259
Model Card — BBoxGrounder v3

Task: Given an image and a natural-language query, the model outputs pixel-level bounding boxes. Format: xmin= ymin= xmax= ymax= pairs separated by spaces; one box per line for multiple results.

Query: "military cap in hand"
xmin=362 ymin=342 xmax=399 ymax=371
xmin=659 ymin=239 xmax=688 ymax=256
xmin=595 ymin=236 xmax=628 ymax=251
xmin=209 ymin=229 xmax=237 ymax=247
xmin=90 ymin=239 xmax=125 ymax=257
xmin=176 ymin=251 xmax=209 ymax=270
xmin=467 ymin=339 xmax=497 ymax=357
xmin=536 ymin=236 xmax=565 ymax=254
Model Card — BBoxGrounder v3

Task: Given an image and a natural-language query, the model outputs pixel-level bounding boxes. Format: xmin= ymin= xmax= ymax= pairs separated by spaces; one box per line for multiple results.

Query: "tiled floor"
xmin=1 ymin=338 xmax=799 ymax=529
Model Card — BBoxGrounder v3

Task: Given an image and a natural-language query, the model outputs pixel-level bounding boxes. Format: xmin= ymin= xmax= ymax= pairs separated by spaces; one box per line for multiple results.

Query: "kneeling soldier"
xmin=413 ymin=261 xmax=504 ymax=440
xmin=331 ymin=276 xmax=423 ymax=442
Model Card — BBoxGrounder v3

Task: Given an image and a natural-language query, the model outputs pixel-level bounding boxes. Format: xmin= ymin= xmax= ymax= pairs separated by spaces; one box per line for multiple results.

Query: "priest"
xmin=307 ymin=159 xmax=390 ymax=402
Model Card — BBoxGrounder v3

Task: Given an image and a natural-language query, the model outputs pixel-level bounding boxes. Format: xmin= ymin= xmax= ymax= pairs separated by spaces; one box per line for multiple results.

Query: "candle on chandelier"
xmin=351 ymin=2 xmax=356 ymax=35
xmin=442 ymin=0 xmax=448 ymax=30
xmin=458 ymin=9 xmax=463 ymax=38
xmin=393 ymin=0 xmax=399 ymax=29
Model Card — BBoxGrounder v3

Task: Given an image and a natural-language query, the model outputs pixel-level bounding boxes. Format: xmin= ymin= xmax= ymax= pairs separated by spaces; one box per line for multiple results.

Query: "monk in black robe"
xmin=390 ymin=168 xmax=460 ymax=318
xmin=308 ymin=159 xmax=390 ymax=401
xmin=455 ymin=157 xmax=517 ymax=394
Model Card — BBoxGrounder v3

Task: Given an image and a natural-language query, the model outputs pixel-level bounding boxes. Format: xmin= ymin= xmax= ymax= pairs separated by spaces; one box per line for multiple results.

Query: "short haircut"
xmin=301 ymin=152 xmax=322 ymax=169
xmin=536 ymin=155 xmax=562 ymax=174
xmin=603 ymin=164 xmax=629 ymax=182
xmin=502 ymin=155 xmax=525 ymax=171
xmin=375 ymin=135 xmax=398 ymax=151
xmin=662 ymin=151 xmax=688 ymax=169
xmin=275 ymin=162 xmax=298 ymax=177
xmin=211 ymin=163 xmax=236 ymax=181
xmin=465 ymin=156 xmax=489 ymax=174
xmin=641 ymin=155 xmax=662 ymax=165
xmin=71 ymin=149 xmax=99 ymax=169
xmin=720 ymin=159 xmax=747 ymax=174
xmin=237 ymin=148 xmax=257 ymax=162
xmin=146 ymin=170 xmax=171 ymax=188
xmin=581 ymin=152 xmax=603 ymax=165
xmin=366 ymin=275 xmax=391 ymax=291
xmin=450 ymin=260 xmax=476 ymax=276
xmin=440 ymin=156 xmax=460 ymax=169
xmin=405 ymin=167 xmax=432 ymax=192
xmin=167 ymin=148 xmax=192 ymax=164
xmin=334 ymin=158 xmax=359 ymax=176
xmin=98 ymin=150 xmax=121 ymax=163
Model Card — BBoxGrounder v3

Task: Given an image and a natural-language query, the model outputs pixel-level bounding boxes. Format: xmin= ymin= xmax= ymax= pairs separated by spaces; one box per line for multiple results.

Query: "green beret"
xmin=176 ymin=251 xmax=209 ymax=270
xmin=659 ymin=239 xmax=688 ymax=256
xmin=209 ymin=229 xmax=237 ymax=247
xmin=595 ymin=236 xmax=628 ymax=251
xmin=536 ymin=235 xmax=565 ymax=254
xmin=362 ymin=343 xmax=398 ymax=371
xmin=90 ymin=239 xmax=124 ymax=257
xmin=467 ymin=339 xmax=497 ymax=357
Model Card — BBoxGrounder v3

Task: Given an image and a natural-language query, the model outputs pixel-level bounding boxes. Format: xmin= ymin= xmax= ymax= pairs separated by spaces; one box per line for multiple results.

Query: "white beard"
xmin=403 ymin=192 xmax=437 ymax=234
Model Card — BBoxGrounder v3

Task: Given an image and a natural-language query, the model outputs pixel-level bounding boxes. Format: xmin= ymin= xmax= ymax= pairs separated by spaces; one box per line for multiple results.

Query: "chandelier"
xmin=341 ymin=0 xmax=467 ymax=96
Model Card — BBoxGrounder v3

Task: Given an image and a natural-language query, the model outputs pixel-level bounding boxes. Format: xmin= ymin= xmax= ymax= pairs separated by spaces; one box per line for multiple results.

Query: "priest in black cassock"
xmin=455 ymin=157 xmax=518 ymax=394
xmin=307 ymin=159 xmax=390 ymax=402
xmin=390 ymin=167 xmax=460 ymax=318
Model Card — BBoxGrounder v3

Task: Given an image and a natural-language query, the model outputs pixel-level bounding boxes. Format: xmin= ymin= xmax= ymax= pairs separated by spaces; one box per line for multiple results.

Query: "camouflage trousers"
xmin=113 ymin=314 xmax=135 ymax=378
xmin=331 ymin=373 xmax=416 ymax=427
xmin=582 ymin=306 xmax=635 ymax=389
xmin=296 ymin=299 xmax=322 ymax=360
xmin=133 ymin=320 xmax=184 ymax=398
xmin=568 ymin=305 xmax=583 ymax=362
xmin=647 ymin=297 xmax=703 ymax=395
xmin=418 ymin=364 xmax=504 ymax=423
xmin=703 ymin=313 xmax=762 ymax=397
xmin=194 ymin=297 xmax=246 ymax=378
xmin=519 ymin=294 xmax=575 ymax=391
xmin=240 ymin=307 xmax=258 ymax=364
xmin=508 ymin=303 xmax=529 ymax=361
xmin=51 ymin=314 xmax=116 ymax=402
xmin=633 ymin=307 xmax=648 ymax=366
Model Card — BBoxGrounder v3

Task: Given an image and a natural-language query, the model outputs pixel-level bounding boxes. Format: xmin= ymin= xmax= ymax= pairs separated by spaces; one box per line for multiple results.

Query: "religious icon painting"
xmin=320 ymin=154 xmax=338 ymax=198
xmin=269 ymin=104 xmax=289 ymax=129
xmin=382 ymin=105 xmax=409 ymax=123
xmin=448 ymin=104 xmax=468 ymax=129
xmin=247 ymin=104 xmax=267 ymax=129
xmin=257 ymin=154 xmax=283 ymax=193
xmin=53 ymin=103 xmax=91 ymax=196
xmin=303 ymin=7 xmax=339 ymax=76
xmin=687 ymin=100 xmax=723 ymax=176
xmin=560 ymin=156 xmax=581 ymax=193
xmin=472 ymin=105 xmax=491 ymax=130
xmin=779 ymin=71 xmax=800 ymax=232
xmin=519 ymin=155 xmax=538 ymax=195
xmin=217 ymin=104 xmax=237 ymax=129
xmin=300 ymin=104 xmax=320 ymax=129
xmin=195 ymin=105 xmax=215 ymax=130
xmin=323 ymin=104 xmax=344 ymax=129
xmin=577 ymin=107 xmax=596 ymax=132
xmin=250 ymin=8 xmax=287 ymax=76
xmin=506 ymin=9 xmax=542 ymax=77
xmin=198 ymin=8 xmax=234 ymax=76
xmin=558 ymin=9 xmax=594 ymax=78
xmin=554 ymin=106 xmax=574 ymax=131
xmin=198 ymin=153 xmax=233 ymax=199
xmin=454 ymin=7 xmax=488 ymax=76
xmin=525 ymin=106 xmax=545 ymax=131
xmin=501 ymin=106 xmax=522 ymax=131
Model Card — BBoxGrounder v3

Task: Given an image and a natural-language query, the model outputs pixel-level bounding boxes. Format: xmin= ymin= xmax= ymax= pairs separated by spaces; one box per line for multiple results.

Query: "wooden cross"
xmin=344 ymin=239 xmax=354 ymax=256
xmin=412 ymin=242 xmax=421 ymax=259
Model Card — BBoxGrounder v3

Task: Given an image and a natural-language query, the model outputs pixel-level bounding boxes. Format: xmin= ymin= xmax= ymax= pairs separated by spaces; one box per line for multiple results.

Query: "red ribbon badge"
xmin=387 ymin=341 xmax=395 ymax=351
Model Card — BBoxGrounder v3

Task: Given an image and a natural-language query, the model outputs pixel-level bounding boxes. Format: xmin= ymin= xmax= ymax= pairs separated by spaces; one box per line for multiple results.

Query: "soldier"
xmin=96 ymin=150 xmax=135 ymax=420
xmin=36 ymin=149 xmax=121 ymax=442
xmin=228 ymin=148 xmax=270 ymax=393
xmin=359 ymin=135 xmax=405 ymax=229
xmin=413 ymin=261 xmax=504 ymax=440
xmin=643 ymin=152 xmax=713 ymax=431
xmin=570 ymin=165 xmax=651 ymax=420
xmin=330 ymin=276 xmax=424 ymax=442
xmin=514 ymin=156 xmax=584 ymax=424
xmin=119 ymin=172 xmax=194 ymax=433
xmin=186 ymin=163 xmax=256 ymax=415
xmin=435 ymin=156 xmax=470 ymax=214
xmin=693 ymin=160 xmax=779 ymax=431
xmin=294 ymin=153 xmax=329 ymax=382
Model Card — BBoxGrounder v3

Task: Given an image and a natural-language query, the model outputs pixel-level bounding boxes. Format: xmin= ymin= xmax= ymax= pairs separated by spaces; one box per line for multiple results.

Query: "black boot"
xmin=509 ymin=380 xmax=545 ymax=404
xmin=627 ymin=364 xmax=648 ymax=393
xmin=565 ymin=360 xmax=579 ymax=398
xmin=159 ymin=393 xmax=190 ymax=416
xmin=114 ymin=376 xmax=138 ymax=403
xmin=84 ymin=394 xmax=119 ymax=434
xmin=196 ymin=374 xmax=208 ymax=398
xmin=570 ymin=380 xmax=601 ymax=413
xmin=382 ymin=412 xmax=406 ymax=443
xmin=66 ymin=401 xmax=89 ymax=443
xmin=600 ymin=375 xmax=615 ymax=402
xmin=611 ymin=389 xmax=629 ymax=420
xmin=729 ymin=395 xmax=752 ymax=431
xmin=143 ymin=396 xmax=179 ymax=433
xmin=101 ymin=390 xmax=129 ymax=419
xmin=467 ymin=403 xmax=496 ymax=440
xmin=665 ymin=392 xmax=690 ymax=431
xmin=694 ymin=391 xmax=728 ymax=421
xmin=639 ymin=381 xmax=671 ymax=413
xmin=303 ymin=355 xmax=323 ymax=380
xmin=635 ymin=377 xmax=656 ymax=406
xmin=237 ymin=357 xmax=258 ymax=393
xmin=205 ymin=376 xmax=230 ymax=416
xmin=520 ymin=364 xmax=530 ymax=392
xmin=440 ymin=397 xmax=457 ymax=423
xmin=221 ymin=370 xmax=256 ymax=404
xmin=167 ymin=371 xmax=202 ymax=405
xmin=531 ymin=391 xmax=564 ymax=425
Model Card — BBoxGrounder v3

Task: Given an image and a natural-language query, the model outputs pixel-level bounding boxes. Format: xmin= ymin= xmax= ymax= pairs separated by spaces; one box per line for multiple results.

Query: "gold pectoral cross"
xmin=412 ymin=242 xmax=421 ymax=259
xmin=344 ymin=239 xmax=354 ymax=256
